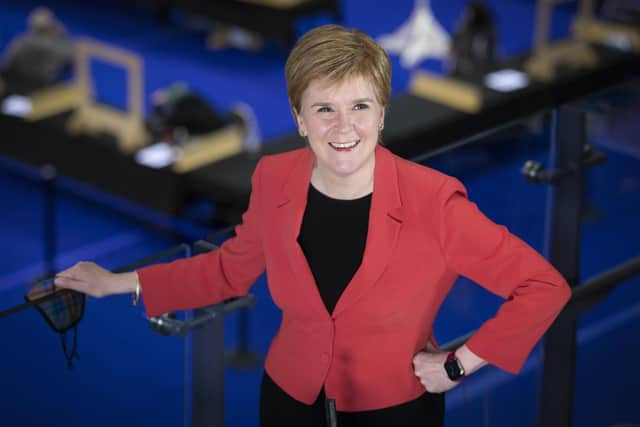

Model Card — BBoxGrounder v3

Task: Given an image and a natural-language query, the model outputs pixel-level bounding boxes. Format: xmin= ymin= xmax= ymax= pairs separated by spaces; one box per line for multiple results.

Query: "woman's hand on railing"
xmin=412 ymin=351 xmax=459 ymax=393
xmin=54 ymin=261 xmax=138 ymax=298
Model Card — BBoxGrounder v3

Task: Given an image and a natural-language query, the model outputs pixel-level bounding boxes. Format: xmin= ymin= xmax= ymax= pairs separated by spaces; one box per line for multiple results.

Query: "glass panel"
xmin=574 ymin=281 xmax=640 ymax=427
xmin=446 ymin=349 xmax=543 ymax=427
xmin=425 ymin=113 xmax=552 ymax=426
xmin=0 ymin=170 xmax=191 ymax=427
xmin=573 ymin=80 xmax=640 ymax=427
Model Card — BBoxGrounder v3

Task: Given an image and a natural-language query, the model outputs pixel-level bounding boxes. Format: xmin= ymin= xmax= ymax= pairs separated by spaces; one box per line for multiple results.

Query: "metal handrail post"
xmin=539 ymin=106 xmax=586 ymax=427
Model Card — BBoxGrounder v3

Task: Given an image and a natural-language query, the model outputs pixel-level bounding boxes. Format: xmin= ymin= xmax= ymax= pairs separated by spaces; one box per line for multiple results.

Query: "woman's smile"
xmin=328 ymin=139 xmax=360 ymax=151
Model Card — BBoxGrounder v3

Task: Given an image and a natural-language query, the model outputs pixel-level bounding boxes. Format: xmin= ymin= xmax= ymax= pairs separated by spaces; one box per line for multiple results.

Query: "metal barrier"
xmin=139 ymin=239 xmax=257 ymax=427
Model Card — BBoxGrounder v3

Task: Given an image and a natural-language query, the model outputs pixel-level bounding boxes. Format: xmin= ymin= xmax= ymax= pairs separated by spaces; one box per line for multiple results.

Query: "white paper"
xmin=2 ymin=95 xmax=32 ymax=117
xmin=134 ymin=142 xmax=180 ymax=169
xmin=484 ymin=69 xmax=530 ymax=92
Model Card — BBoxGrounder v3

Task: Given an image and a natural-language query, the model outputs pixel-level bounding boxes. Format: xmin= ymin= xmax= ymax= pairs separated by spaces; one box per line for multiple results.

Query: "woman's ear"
xmin=292 ymin=107 xmax=307 ymax=137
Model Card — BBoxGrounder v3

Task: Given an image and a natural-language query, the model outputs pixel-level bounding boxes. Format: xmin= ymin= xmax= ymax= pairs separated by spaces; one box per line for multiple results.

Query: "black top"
xmin=297 ymin=184 xmax=372 ymax=314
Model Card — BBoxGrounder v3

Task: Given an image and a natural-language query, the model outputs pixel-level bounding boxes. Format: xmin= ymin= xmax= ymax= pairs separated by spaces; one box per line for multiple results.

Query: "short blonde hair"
xmin=285 ymin=24 xmax=391 ymax=113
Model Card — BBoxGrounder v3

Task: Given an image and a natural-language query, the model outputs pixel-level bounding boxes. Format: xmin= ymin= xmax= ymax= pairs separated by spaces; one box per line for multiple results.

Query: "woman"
xmin=55 ymin=25 xmax=571 ymax=427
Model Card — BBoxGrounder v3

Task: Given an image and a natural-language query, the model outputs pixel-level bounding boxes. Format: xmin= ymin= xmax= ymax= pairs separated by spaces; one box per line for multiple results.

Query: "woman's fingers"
xmin=54 ymin=274 xmax=94 ymax=295
xmin=412 ymin=351 xmax=457 ymax=394
xmin=53 ymin=261 xmax=109 ymax=297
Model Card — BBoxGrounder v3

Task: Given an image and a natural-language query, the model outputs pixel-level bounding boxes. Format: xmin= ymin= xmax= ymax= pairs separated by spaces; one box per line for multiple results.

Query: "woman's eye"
xmin=354 ymin=103 xmax=369 ymax=110
xmin=317 ymin=106 xmax=332 ymax=113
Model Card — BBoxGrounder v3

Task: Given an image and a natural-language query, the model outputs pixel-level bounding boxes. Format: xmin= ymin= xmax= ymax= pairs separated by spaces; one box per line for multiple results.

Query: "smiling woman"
xmin=285 ymin=25 xmax=391 ymax=200
xmin=295 ymin=76 xmax=384 ymax=199
xmin=54 ymin=24 xmax=571 ymax=427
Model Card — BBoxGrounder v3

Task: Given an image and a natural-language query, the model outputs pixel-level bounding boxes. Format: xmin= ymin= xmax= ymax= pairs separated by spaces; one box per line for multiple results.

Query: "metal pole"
xmin=226 ymin=307 xmax=261 ymax=368
xmin=192 ymin=304 xmax=225 ymax=427
xmin=539 ymin=107 xmax=586 ymax=427
xmin=41 ymin=164 xmax=57 ymax=277
xmin=205 ymin=231 xmax=261 ymax=369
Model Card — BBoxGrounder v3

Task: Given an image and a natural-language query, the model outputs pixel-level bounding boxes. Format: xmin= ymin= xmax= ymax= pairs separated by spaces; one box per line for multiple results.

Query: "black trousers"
xmin=260 ymin=373 xmax=445 ymax=427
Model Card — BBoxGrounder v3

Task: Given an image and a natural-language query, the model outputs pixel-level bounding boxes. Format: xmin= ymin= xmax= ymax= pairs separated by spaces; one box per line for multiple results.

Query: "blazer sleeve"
xmin=136 ymin=159 xmax=267 ymax=317
xmin=436 ymin=176 xmax=571 ymax=374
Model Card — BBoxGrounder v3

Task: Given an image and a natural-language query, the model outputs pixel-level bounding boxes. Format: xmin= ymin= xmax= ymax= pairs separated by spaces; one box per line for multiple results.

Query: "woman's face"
xmin=294 ymin=75 xmax=385 ymax=181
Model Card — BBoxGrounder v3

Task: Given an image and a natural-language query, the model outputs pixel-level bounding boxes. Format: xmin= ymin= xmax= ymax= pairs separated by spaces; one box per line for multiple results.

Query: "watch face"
xmin=445 ymin=359 xmax=463 ymax=381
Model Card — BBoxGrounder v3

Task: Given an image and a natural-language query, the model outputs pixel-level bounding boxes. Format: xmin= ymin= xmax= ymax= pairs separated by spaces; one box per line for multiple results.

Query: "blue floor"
xmin=1 ymin=1 xmax=639 ymax=426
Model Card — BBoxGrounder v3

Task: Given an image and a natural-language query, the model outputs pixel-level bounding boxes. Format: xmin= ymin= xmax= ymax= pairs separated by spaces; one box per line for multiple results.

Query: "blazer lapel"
xmin=332 ymin=146 xmax=405 ymax=318
xmin=275 ymin=149 xmax=330 ymax=318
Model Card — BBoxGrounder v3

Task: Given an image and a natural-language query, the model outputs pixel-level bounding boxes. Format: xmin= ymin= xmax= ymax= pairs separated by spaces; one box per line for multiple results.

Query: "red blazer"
xmin=138 ymin=145 xmax=570 ymax=412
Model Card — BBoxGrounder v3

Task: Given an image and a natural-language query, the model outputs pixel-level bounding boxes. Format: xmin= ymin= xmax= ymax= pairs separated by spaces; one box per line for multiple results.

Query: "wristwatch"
xmin=444 ymin=352 xmax=466 ymax=381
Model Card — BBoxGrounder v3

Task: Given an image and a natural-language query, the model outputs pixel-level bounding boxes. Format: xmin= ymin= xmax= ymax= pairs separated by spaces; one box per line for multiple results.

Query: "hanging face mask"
xmin=24 ymin=277 xmax=85 ymax=369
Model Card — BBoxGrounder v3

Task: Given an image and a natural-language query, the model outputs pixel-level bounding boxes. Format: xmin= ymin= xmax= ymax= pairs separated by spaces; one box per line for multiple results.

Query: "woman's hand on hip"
xmin=412 ymin=351 xmax=459 ymax=393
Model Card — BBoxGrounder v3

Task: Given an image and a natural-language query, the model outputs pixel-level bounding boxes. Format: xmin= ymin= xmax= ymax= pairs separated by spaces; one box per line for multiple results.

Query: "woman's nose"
xmin=336 ymin=110 xmax=353 ymax=132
